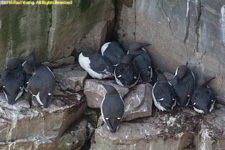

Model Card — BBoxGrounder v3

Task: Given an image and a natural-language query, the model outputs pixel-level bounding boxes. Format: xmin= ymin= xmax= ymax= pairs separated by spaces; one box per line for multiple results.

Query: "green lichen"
xmin=11 ymin=9 xmax=23 ymax=54
xmin=7 ymin=139 xmax=15 ymax=143
xmin=0 ymin=11 xmax=10 ymax=50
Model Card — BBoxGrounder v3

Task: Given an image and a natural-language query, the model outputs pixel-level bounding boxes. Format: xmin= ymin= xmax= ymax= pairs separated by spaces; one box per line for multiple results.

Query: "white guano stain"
xmin=186 ymin=0 xmax=190 ymax=18
xmin=221 ymin=5 xmax=225 ymax=46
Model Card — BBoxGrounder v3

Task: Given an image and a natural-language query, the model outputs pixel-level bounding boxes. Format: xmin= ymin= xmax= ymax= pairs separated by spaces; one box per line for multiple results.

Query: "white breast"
xmin=101 ymin=42 xmax=111 ymax=56
xmin=15 ymin=87 xmax=24 ymax=101
xmin=152 ymin=83 xmax=166 ymax=111
xmin=78 ymin=53 xmax=103 ymax=79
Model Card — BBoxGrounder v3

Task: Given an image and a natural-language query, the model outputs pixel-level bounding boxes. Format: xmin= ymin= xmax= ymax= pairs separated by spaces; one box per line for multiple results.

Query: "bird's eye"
xmin=106 ymin=118 xmax=109 ymax=120
xmin=193 ymin=102 xmax=196 ymax=105
xmin=117 ymin=117 xmax=121 ymax=120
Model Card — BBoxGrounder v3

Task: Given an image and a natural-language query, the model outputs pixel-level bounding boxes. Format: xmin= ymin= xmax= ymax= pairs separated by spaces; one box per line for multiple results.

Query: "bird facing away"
xmin=191 ymin=77 xmax=215 ymax=114
xmin=2 ymin=58 xmax=25 ymax=105
xmin=78 ymin=47 xmax=114 ymax=79
xmin=23 ymin=51 xmax=56 ymax=108
xmin=152 ymin=73 xmax=176 ymax=111
xmin=101 ymin=84 xmax=124 ymax=133
xmin=171 ymin=65 xmax=195 ymax=107
xmin=128 ymin=42 xmax=152 ymax=82
xmin=101 ymin=41 xmax=125 ymax=66
xmin=114 ymin=54 xmax=140 ymax=88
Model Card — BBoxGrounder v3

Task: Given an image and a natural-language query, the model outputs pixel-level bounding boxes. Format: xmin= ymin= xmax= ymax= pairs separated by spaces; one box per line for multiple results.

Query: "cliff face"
xmin=0 ymin=1 xmax=225 ymax=150
xmin=114 ymin=0 xmax=225 ymax=104
xmin=0 ymin=0 xmax=115 ymax=72
xmin=0 ymin=0 xmax=224 ymax=103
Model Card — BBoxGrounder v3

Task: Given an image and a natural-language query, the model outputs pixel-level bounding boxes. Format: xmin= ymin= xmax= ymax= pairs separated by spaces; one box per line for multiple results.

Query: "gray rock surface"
xmin=43 ymin=56 xmax=75 ymax=68
xmin=84 ymin=79 xmax=129 ymax=108
xmin=123 ymin=83 xmax=152 ymax=121
xmin=91 ymin=106 xmax=225 ymax=150
xmin=53 ymin=64 xmax=88 ymax=92
xmin=115 ymin=0 xmax=225 ymax=104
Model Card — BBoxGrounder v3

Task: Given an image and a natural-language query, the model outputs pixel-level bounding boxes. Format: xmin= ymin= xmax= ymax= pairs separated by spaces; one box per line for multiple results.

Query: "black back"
xmin=101 ymin=84 xmax=124 ymax=133
xmin=153 ymin=73 xmax=176 ymax=111
xmin=171 ymin=66 xmax=195 ymax=107
xmin=132 ymin=50 xmax=152 ymax=82
xmin=103 ymin=42 xmax=125 ymax=65
xmin=24 ymin=51 xmax=56 ymax=108
xmin=129 ymin=42 xmax=151 ymax=52
xmin=89 ymin=53 xmax=114 ymax=75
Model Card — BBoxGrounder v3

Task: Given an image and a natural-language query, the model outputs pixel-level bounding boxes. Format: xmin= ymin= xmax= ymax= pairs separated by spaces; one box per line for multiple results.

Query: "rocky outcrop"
xmin=53 ymin=64 xmax=88 ymax=92
xmin=123 ymin=83 xmax=152 ymax=121
xmin=91 ymin=105 xmax=225 ymax=150
xmin=84 ymin=79 xmax=129 ymax=108
xmin=0 ymin=0 xmax=115 ymax=73
xmin=115 ymin=0 xmax=225 ymax=104
xmin=0 ymin=70 xmax=87 ymax=149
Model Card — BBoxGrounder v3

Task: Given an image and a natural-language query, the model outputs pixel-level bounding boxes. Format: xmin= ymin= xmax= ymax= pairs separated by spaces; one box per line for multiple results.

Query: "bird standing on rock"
xmin=101 ymin=41 xmax=125 ymax=66
xmin=171 ymin=65 xmax=195 ymax=107
xmin=2 ymin=58 xmax=25 ymax=105
xmin=23 ymin=51 xmax=56 ymax=108
xmin=114 ymin=54 xmax=140 ymax=88
xmin=128 ymin=42 xmax=152 ymax=82
xmin=78 ymin=47 xmax=114 ymax=79
xmin=191 ymin=77 xmax=215 ymax=114
xmin=101 ymin=84 xmax=124 ymax=133
xmin=152 ymin=73 xmax=176 ymax=111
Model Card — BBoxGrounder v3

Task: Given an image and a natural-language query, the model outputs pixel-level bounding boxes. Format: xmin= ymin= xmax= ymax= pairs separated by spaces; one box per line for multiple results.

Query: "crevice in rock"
xmin=184 ymin=0 xmax=190 ymax=44
xmin=216 ymin=77 xmax=224 ymax=97
xmin=185 ymin=45 xmax=189 ymax=65
xmin=196 ymin=0 xmax=202 ymax=53
xmin=200 ymin=49 xmax=206 ymax=64
xmin=111 ymin=0 xmax=119 ymax=41
xmin=161 ymin=0 xmax=173 ymax=35
xmin=134 ymin=0 xmax=137 ymax=41
xmin=47 ymin=4 xmax=54 ymax=61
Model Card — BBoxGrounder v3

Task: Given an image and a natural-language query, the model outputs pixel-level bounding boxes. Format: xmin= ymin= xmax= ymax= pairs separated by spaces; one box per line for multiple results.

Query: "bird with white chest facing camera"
xmin=2 ymin=58 xmax=26 ymax=105
xmin=191 ymin=77 xmax=215 ymax=114
xmin=114 ymin=54 xmax=140 ymax=88
xmin=152 ymin=73 xmax=177 ymax=111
